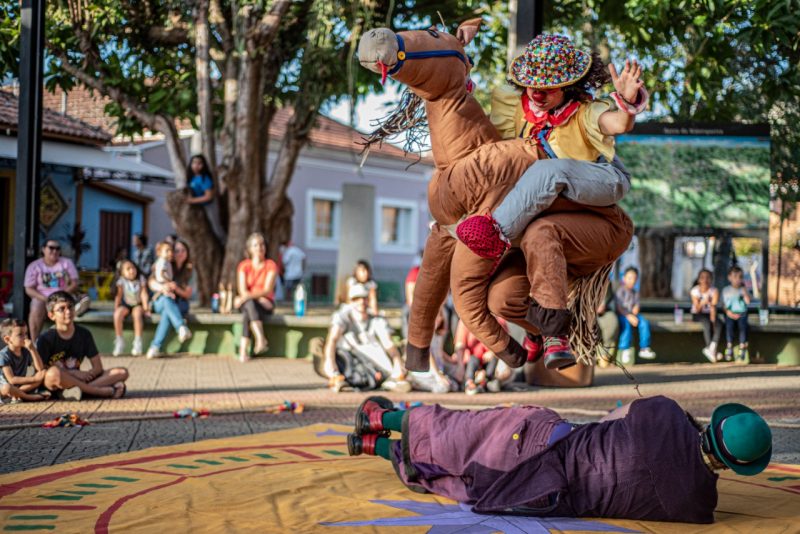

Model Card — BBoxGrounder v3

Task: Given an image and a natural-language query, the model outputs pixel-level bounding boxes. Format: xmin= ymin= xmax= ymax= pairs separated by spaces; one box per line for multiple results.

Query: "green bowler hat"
xmin=709 ymin=403 xmax=772 ymax=476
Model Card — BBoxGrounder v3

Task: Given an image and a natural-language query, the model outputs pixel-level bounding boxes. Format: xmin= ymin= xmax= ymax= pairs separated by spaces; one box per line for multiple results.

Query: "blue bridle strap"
xmin=386 ymin=33 xmax=472 ymax=76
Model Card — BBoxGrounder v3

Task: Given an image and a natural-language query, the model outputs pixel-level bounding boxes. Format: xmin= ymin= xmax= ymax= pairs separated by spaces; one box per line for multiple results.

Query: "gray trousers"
xmin=494 ymin=156 xmax=631 ymax=241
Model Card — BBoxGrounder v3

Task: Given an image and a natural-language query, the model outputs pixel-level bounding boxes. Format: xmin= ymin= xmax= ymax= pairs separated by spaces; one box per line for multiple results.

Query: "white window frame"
xmin=375 ymin=197 xmax=419 ymax=254
xmin=305 ymin=189 xmax=342 ymax=250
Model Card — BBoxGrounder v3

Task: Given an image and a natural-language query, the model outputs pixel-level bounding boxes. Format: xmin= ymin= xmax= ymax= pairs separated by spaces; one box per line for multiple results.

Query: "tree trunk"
xmin=636 ymin=228 xmax=675 ymax=298
xmin=165 ymin=191 xmax=223 ymax=305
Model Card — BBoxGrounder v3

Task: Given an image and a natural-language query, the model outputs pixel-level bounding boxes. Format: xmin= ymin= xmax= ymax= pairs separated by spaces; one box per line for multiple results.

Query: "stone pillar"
xmin=335 ymin=183 xmax=375 ymax=303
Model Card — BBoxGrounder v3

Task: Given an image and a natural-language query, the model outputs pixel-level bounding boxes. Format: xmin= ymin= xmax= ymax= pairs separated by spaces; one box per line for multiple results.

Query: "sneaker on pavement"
xmin=737 ymin=345 xmax=749 ymax=364
xmin=178 ymin=326 xmax=192 ymax=343
xmin=382 ymin=378 xmax=412 ymax=393
xmin=702 ymin=345 xmax=717 ymax=363
xmin=61 ymin=386 xmax=82 ymax=402
xmin=638 ymin=347 xmax=656 ymax=360
xmin=132 ymin=337 xmax=143 ymax=356
xmin=112 ymin=336 xmax=125 ymax=357
xmin=542 ymin=336 xmax=577 ymax=370
xmin=146 ymin=346 xmax=161 ymax=359
xmin=619 ymin=348 xmax=634 ymax=365
xmin=329 ymin=374 xmax=346 ymax=393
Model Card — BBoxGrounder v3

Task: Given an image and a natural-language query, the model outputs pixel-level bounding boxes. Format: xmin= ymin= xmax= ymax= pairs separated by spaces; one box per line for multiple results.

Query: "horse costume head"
xmin=358 ymin=23 xmax=502 ymax=170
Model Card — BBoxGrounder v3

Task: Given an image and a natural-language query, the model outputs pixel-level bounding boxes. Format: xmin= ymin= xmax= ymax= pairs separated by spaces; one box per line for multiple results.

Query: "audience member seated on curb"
xmin=132 ymin=233 xmax=156 ymax=278
xmin=615 ymin=267 xmax=656 ymax=364
xmin=455 ymin=318 xmax=506 ymax=395
xmin=0 ymin=319 xmax=50 ymax=403
xmin=346 ymin=395 xmax=772 ymax=524
xmin=722 ymin=266 xmax=751 ymax=363
xmin=236 ymin=232 xmax=278 ymax=363
xmin=691 ymin=268 xmax=723 ymax=363
xmin=146 ymin=242 xmax=192 ymax=359
xmin=36 ymin=292 xmax=128 ymax=401
xmin=113 ymin=260 xmax=150 ymax=357
xmin=346 ymin=259 xmax=379 ymax=316
xmin=322 ymin=284 xmax=411 ymax=393
xmin=595 ymin=281 xmax=619 ymax=367
xmin=24 ymin=239 xmax=90 ymax=340
xmin=172 ymin=239 xmax=194 ymax=316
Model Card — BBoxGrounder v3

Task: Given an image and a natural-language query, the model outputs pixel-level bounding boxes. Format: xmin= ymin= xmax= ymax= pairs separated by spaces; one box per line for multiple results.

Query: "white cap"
xmin=348 ymin=284 xmax=369 ymax=300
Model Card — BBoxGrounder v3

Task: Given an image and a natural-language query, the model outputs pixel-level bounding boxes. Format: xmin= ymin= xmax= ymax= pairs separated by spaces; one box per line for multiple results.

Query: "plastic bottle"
xmin=294 ymin=284 xmax=306 ymax=317
xmin=673 ymin=304 xmax=683 ymax=324
xmin=211 ymin=293 xmax=220 ymax=313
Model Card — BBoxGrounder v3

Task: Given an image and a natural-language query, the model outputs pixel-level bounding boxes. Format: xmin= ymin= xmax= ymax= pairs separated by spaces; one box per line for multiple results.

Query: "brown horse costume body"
xmin=358 ymin=22 xmax=633 ymax=375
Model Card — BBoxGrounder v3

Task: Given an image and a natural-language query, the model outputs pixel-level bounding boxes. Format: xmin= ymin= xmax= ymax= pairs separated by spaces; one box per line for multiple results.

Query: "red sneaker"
xmin=543 ymin=336 xmax=577 ymax=370
xmin=354 ymin=396 xmax=395 ymax=436
xmin=524 ymin=334 xmax=544 ymax=363
xmin=455 ymin=214 xmax=510 ymax=260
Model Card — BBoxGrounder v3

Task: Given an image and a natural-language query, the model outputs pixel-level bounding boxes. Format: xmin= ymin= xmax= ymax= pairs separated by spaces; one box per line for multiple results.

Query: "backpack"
xmin=335 ymin=348 xmax=386 ymax=391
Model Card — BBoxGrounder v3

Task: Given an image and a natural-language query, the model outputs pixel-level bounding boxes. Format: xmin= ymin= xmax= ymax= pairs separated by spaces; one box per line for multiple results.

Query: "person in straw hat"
xmin=451 ymin=30 xmax=649 ymax=369
xmin=346 ymin=394 xmax=772 ymax=523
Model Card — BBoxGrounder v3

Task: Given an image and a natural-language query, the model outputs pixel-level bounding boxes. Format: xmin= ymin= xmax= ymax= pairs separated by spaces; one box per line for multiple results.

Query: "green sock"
xmin=381 ymin=410 xmax=405 ymax=432
xmin=375 ymin=437 xmax=396 ymax=460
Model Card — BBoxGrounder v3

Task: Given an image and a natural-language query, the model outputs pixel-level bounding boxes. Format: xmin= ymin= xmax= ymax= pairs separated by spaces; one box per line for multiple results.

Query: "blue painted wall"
xmin=80 ymin=186 xmax=143 ymax=270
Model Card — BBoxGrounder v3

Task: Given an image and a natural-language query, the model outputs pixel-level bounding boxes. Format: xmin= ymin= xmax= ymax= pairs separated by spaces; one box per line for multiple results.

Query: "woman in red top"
xmin=236 ymin=233 xmax=278 ymax=362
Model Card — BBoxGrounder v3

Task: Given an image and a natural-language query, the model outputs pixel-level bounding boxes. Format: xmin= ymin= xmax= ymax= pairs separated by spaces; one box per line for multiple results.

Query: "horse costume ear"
xmin=456 ymin=18 xmax=482 ymax=45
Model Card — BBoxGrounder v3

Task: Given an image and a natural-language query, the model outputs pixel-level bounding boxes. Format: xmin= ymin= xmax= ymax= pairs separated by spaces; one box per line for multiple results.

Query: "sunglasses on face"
xmin=46 ymin=245 xmax=61 ymax=251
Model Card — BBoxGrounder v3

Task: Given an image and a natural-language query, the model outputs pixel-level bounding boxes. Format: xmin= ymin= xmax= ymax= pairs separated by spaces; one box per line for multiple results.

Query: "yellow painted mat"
xmin=0 ymin=423 xmax=798 ymax=533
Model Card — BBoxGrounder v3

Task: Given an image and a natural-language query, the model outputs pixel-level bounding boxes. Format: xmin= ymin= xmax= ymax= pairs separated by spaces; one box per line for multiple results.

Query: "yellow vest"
xmin=490 ymin=85 xmax=616 ymax=162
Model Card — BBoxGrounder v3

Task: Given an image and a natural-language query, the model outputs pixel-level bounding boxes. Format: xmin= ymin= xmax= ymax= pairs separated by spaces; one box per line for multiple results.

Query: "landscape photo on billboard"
xmin=616 ymin=123 xmax=771 ymax=230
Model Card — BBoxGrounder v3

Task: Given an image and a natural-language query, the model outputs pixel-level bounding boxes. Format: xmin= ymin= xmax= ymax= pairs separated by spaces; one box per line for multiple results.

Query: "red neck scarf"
xmin=520 ymin=92 xmax=581 ymax=139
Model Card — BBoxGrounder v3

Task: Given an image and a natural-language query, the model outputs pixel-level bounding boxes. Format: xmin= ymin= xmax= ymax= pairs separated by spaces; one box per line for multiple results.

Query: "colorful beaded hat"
xmin=508 ymin=34 xmax=592 ymax=89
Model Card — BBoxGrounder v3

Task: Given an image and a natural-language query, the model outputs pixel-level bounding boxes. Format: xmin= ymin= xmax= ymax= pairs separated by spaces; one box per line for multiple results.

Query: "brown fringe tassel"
xmin=567 ymin=264 xmax=613 ymax=366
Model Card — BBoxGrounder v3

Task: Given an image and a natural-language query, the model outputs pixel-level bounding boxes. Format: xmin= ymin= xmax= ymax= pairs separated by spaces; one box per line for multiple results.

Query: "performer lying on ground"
xmin=346 ymin=395 xmax=772 ymax=523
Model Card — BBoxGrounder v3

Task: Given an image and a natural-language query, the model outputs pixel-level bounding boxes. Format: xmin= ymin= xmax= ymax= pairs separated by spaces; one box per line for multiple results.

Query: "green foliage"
xmin=617 ymin=141 xmax=771 ymax=228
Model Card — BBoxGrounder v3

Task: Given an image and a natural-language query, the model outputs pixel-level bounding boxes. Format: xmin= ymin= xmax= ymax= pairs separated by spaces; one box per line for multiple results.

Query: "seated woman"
xmin=691 ymin=268 xmax=724 ymax=363
xmin=146 ymin=241 xmax=193 ymax=359
xmin=346 ymin=260 xmax=379 ymax=316
xmin=347 ymin=395 xmax=771 ymax=523
xmin=236 ymin=232 xmax=278 ymax=362
xmin=24 ymin=239 xmax=90 ymax=340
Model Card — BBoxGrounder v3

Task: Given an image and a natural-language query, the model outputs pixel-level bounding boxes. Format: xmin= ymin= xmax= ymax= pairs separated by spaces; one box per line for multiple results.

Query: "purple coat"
xmin=393 ymin=396 xmax=718 ymax=523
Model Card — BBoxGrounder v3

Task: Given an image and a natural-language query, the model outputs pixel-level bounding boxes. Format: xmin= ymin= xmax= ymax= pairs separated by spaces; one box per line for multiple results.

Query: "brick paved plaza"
xmin=1 ymin=356 xmax=798 ymax=473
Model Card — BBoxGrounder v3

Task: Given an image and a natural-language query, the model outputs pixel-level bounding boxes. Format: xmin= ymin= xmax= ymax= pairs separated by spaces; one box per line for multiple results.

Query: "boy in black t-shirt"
xmin=37 ymin=292 xmax=129 ymax=401
xmin=0 ymin=318 xmax=50 ymax=402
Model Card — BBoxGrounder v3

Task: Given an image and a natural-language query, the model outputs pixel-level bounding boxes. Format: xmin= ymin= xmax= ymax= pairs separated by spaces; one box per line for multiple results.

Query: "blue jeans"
xmin=725 ymin=314 xmax=748 ymax=344
xmin=618 ymin=314 xmax=651 ymax=350
xmin=151 ymin=295 xmax=186 ymax=349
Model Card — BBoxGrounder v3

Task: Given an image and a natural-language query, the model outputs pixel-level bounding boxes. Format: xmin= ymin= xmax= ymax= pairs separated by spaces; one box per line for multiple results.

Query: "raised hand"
xmin=609 ymin=59 xmax=644 ymax=104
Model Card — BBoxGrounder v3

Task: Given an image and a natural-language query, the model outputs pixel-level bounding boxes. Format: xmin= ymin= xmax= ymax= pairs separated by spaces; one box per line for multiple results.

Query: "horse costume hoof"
xmin=455 ymin=214 xmax=510 ymax=260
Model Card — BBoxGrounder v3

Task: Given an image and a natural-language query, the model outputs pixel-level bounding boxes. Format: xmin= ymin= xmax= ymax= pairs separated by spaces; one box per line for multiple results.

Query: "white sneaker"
xmin=112 ymin=336 xmax=125 ymax=357
xmin=619 ymin=348 xmax=634 ymax=364
xmin=702 ymin=343 xmax=718 ymax=363
xmin=146 ymin=346 xmax=161 ymax=359
xmin=638 ymin=347 xmax=656 ymax=360
xmin=178 ymin=326 xmax=192 ymax=343
xmin=61 ymin=386 xmax=82 ymax=402
xmin=74 ymin=295 xmax=91 ymax=316
xmin=132 ymin=337 xmax=143 ymax=356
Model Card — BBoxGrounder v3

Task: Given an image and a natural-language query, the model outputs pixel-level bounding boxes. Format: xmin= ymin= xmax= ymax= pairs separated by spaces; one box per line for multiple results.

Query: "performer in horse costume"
xmin=358 ymin=21 xmax=634 ymax=372
xmin=345 ymin=395 xmax=772 ymax=523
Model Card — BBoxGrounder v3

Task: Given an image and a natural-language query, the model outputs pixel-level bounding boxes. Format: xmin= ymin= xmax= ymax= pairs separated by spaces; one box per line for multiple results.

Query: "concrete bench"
xmin=607 ymin=313 xmax=800 ymax=366
xmin=76 ymin=307 xmax=402 ymax=359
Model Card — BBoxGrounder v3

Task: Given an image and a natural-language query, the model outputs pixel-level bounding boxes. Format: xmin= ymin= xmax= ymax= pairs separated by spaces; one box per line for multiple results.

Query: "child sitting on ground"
xmin=0 ymin=319 xmax=50 ymax=402
xmin=455 ymin=318 xmax=506 ymax=395
xmin=113 ymin=260 xmax=150 ymax=357
xmin=722 ymin=266 xmax=751 ymax=363
xmin=37 ymin=291 xmax=129 ymax=401
xmin=615 ymin=267 xmax=656 ymax=364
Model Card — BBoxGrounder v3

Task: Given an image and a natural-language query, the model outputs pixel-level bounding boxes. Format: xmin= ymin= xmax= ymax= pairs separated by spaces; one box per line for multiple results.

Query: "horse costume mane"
xmin=358 ymin=22 xmax=610 ymax=368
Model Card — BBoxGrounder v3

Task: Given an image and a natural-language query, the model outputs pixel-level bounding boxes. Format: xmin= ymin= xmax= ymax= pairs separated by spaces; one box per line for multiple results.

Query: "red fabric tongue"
xmin=377 ymin=60 xmax=388 ymax=85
